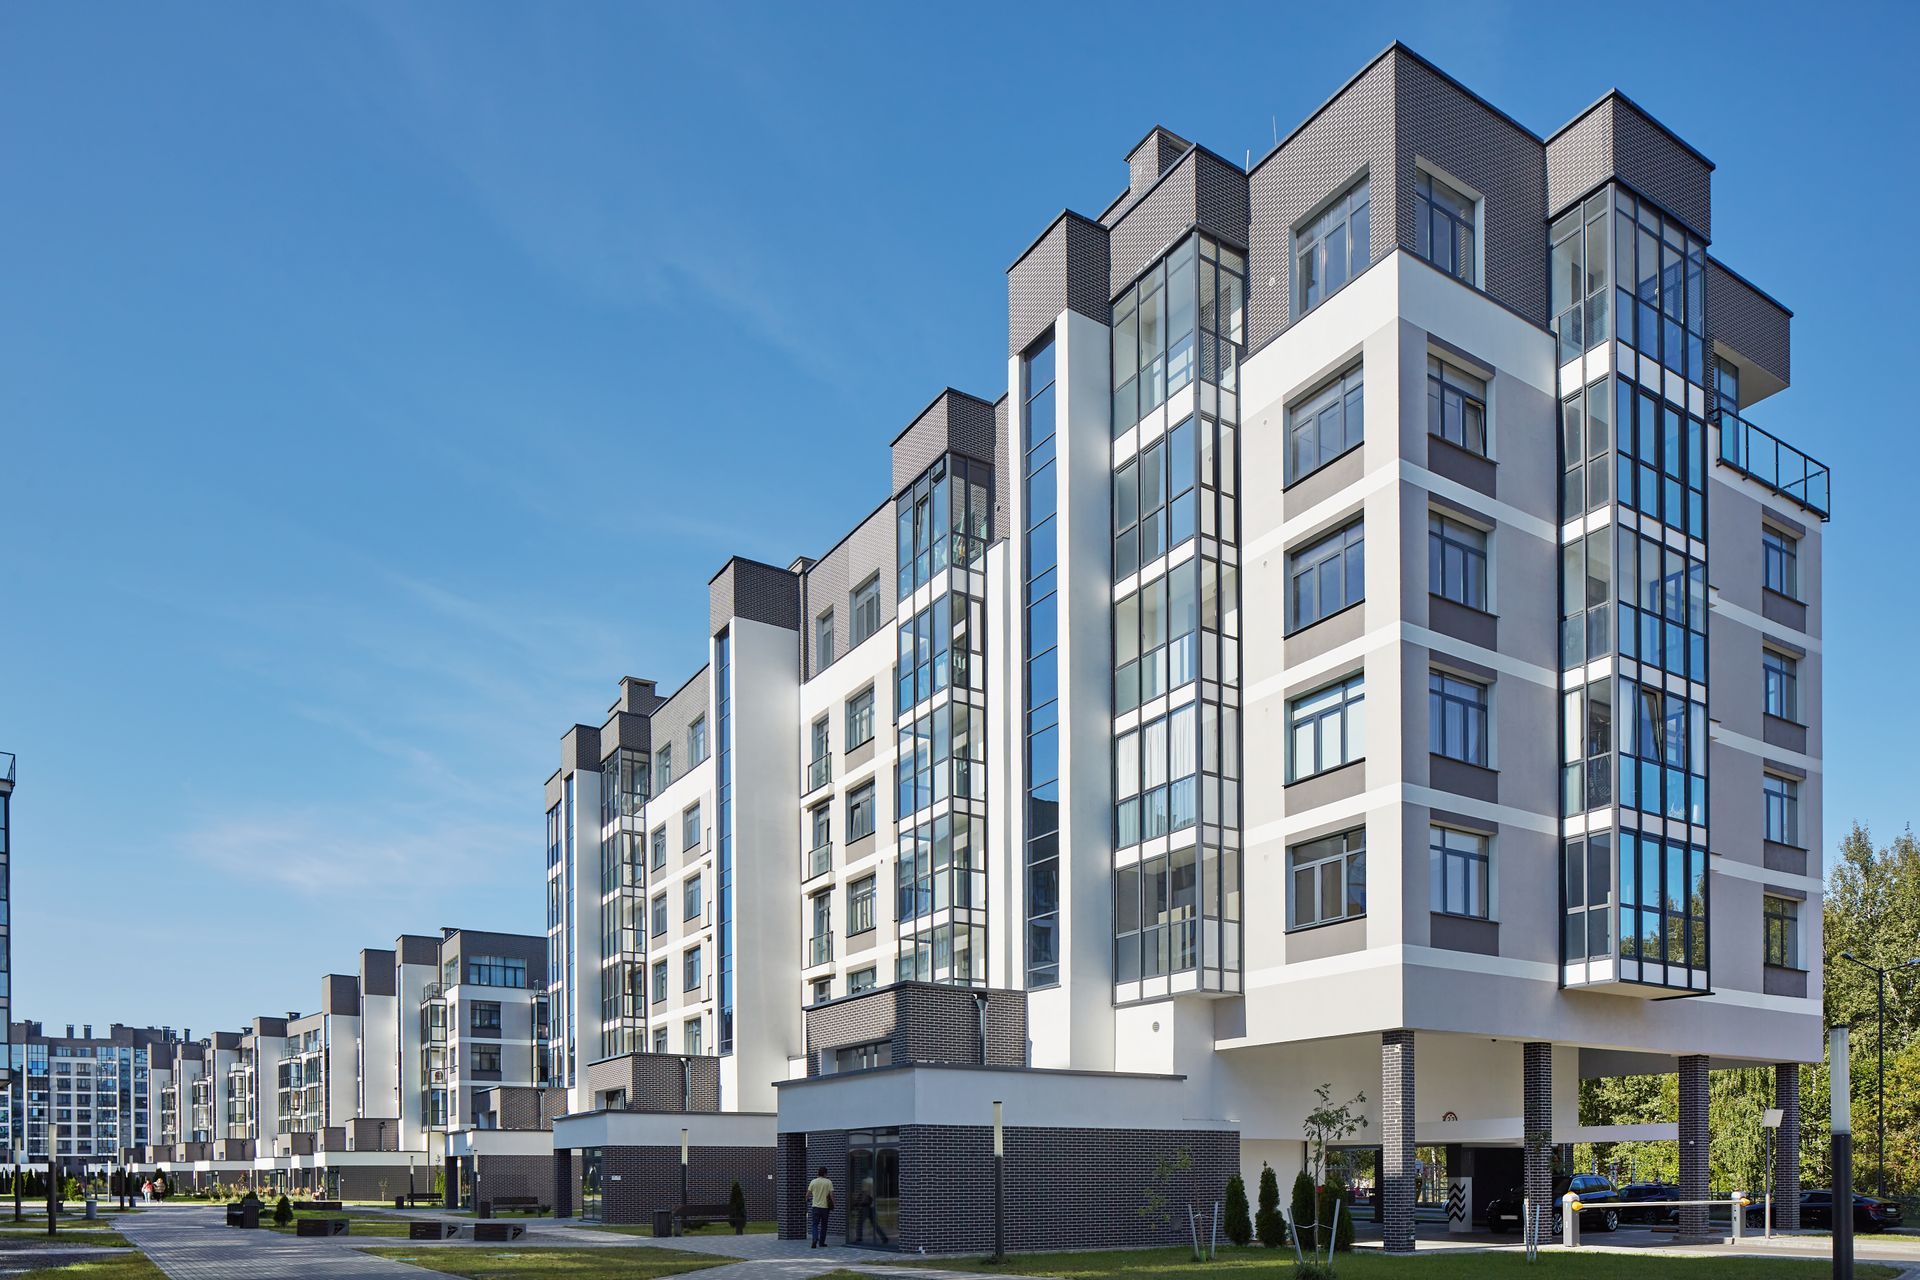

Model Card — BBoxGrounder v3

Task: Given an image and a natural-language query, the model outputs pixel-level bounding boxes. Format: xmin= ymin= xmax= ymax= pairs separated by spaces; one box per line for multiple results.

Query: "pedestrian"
xmin=851 ymin=1175 xmax=888 ymax=1245
xmin=141 ymin=1179 xmax=152 ymax=1203
xmin=806 ymin=1166 xmax=834 ymax=1248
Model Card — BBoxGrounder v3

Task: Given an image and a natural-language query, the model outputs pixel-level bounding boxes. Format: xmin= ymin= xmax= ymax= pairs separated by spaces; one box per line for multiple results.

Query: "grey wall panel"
xmin=992 ymin=396 xmax=1010 ymax=542
xmin=359 ymin=949 xmax=397 ymax=998
xmin=1547 ymin=96 xmax=1710 ymax=236
xmin=1007 ymin=213 xmax=1109 ymax=357
xmin=1194 ymin=150 xmax=1250 ymax=248
xmin=1395 ymin=55 xmax=1549 ymax=326
xmin=600 ymin=708 xmax=652 ymax=756
xmin=1248 ymin=52 xmax=1398 ymax=352
xmin=1545 ymin=105 xmax=1613 ymax=219
xmin=709 ymin=558 xmax=800 ymax=636
xmin=1108 ymin=150 xmax=1197 ymax=296
xmin=801 ymin=501 xmax=896 ymax=681
xmin=649 ymin=666 xmax=711 ymax=781
xmin=890 ymin=391 xmax=999 ymax=491
xmin=560 ymin=724 xmax=602 ymax=775
xmin=1707 ymin=258 xmax=1791 ymax=388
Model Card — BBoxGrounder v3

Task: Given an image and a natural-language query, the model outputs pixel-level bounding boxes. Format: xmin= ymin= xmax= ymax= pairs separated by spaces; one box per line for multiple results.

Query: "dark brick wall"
xmin=595 ymin=1144 xmax=775 ymax=1224
xmin=1007 ymin=213 xmax=1110 ymax=358
xmin=804 ymin=984 xmax=1027 ymax=1076
xmin=474 ymin=1154 xmax=549 ymax=1207
xmin=551 ymin=1150 xmax=578 ymax=1218
xmin=476 ymin=1086 xmax=549 ymax=1132
xmin=890 ymin=391 xmax=1000 ymax=493
xmin=583 ymin=1054 xmax=720 ymax=1113
xmin=1523 ymin=1042 xmax=1552 ymax=1223
xmin=1380 ymin=1030 xmax=1415 ymax=1252
xmin=335 ymin=1163 xmax=412 ymax=1202
xmin=709 ymin=558 xmax=801 ymax=636
xmin=1773 ymin=1064 xmax=1801 ymax=1230
xmin=778 ymin=1133 xmax=809 ymax=1239
xmin=1678 ymin=1055 xmax=1710 ymax=1235
xmin=1707 ymin=258 xmax=1790 ymax=389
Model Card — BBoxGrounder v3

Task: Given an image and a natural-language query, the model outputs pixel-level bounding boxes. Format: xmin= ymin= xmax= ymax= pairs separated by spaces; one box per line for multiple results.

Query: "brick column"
xmin=777 ymin=1133 xmax=809 ymax=1241
xmin=551 ymin=1148 xmax=573 ymax=1219
xmin=1677 ymin=1055 xmax=1710 ymax=1236
xmin=1523 ymin=1042 xmax=1553 ymax=1228
xmin=1774 ymin=1063 xmax=1801 ymax=1230
xmin=1381 ymin=1030 xmax=1416 ymax=1252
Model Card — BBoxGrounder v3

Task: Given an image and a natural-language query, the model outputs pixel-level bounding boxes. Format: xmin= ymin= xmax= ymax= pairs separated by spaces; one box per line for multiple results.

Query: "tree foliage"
xmin=1289 ymin=1169 xmax=1317 ymax=1251
xmin=1223 ymin=1172 xmax=1252 ymax=1247
xmin=1254 ymin=1163 xmax=1284 ymax=1248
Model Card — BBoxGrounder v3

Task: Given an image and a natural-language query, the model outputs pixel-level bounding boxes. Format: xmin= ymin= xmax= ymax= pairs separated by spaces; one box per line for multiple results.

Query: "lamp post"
xmin=991 ymin=1101 xmax=1005 ymax=1263
xmin=680 ymin=1128 xmax=689 ymax=1234
xmin=1837 ymin=954 xmax=1920 ymax=1199
xmin=1832 ymin=1023 xmax=1853 ymax=1280
xmin=1762 ymin=1109 xmax=1782 ymax=1238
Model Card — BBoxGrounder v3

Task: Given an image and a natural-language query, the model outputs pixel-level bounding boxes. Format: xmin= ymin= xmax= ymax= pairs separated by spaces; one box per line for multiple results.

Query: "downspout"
xmin=974 ymin=993 xmax=990 ymax=1065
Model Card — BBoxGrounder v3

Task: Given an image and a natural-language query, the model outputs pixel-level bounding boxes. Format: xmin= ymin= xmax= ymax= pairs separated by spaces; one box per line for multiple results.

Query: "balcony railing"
xmin=803 ymin=842 xmax=832 ymax=882
xmin=804 ymin=755 xmax=831 ymax=794
xmin=1715 ymin=410 xmax=1830 ymax=519
xmin=807 ymin=932 xmax=833 ymax=967
xmin=0 ymin=753 xmax=13 ymax=784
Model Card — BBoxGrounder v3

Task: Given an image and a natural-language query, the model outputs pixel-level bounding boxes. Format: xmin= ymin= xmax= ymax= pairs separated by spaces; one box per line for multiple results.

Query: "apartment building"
xmin=507 ymin=44 xmax=1828 ymax=1251
xmin=1 ymin=1022 xmax=172 ymax=1170
xmin=0 ymin=754 xmax=12 ymax=1089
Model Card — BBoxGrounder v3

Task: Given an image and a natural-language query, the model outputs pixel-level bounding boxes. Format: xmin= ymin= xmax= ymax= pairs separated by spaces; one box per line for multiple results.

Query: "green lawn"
xmin=582 ymin=1217 xmax=777 ymax=1236
xmin=898 ymin=1248 xmax=1902 ymax=1279
xmin=262 ymin=1206 xmax=414 ymax=1237
xmin=0 ymin=1254 xmax=167 ymax=1279
xmin=363 ymin=1245 xmax=736 ymax=1278
xmin=0 ymin=1224 xmax=134 ymax=1249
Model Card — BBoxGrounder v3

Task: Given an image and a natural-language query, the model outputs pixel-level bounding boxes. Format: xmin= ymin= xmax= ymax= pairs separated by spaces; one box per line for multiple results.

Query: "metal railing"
xmin=1715 ymin=410 xmax=1830 ymax=519
xmin=803 ymin=842 xmax=832 ymax=882
xmin=0 ymin=752 xmax=13 ymax=784
xmin=805 ymin=755 xmax=831 ymax=794
xmin=806 ymin=932 xmax=833 ymax=966
xmin=1555 ymin=1191 xmax=1754 ymax=1249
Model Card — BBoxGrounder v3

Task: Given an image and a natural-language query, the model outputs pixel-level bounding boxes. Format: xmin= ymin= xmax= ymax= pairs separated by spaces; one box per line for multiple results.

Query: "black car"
xmin=1617 ymin=1182 xmax=1681 ymax=1225
xmin=1800 ymin=1189 xmax=1906 ymax=1233
xmin=1486 ymin=1175 xmax=1622 ymax=1234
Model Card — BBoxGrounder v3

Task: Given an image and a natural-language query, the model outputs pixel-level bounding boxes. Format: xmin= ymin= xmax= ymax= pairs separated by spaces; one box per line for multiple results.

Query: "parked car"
xmin=1617 ymin=1182 xmax=1681 ymax=1224
xmin=1486 ymin=1175 xmax=1622 ymax=1234
xmin=1800 ymin=1190 xmax=1905 ymax=1233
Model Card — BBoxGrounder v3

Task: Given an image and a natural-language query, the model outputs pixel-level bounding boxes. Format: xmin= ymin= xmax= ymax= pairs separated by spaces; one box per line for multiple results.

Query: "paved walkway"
xmin=115 ymin=1206 xmax=434 ymax=1279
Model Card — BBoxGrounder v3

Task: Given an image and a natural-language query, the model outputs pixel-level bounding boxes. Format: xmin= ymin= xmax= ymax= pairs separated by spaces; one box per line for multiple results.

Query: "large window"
xmin=681 ymin=804 xmax=701 ymax=851
xmin=1430 ymin=826 xmax=1490 ymax=919
xmin=846 ymin=686 xmax=876 ymax=750
xmin=1113 ymin=565 xmax=1198 ymax=713
xmin=1113 ymin=418 xmax=1196 ymax=578
xmin=471 ymin=1044 xmax=501 ymax=1075
xmin=1617 ymin=678 xmax=1704 ymax=823
xmin=1615 ymin=189 xmax=1706 ymax=380
xmin=1289 ymin=522 xmax=1364 ymax=630
xmin=655 ymin=745 xmax=672 ymax=789
xmin=1113 ymin=704 xmax=1197 ymax=846
xmin=1288 ymin=365 xmax=1363 ymax=481
xmin=1763 ymin=774 xmax=1799 ymax=846
xmin=1296 ymin=176 xmax=1370 ymax=316
xmin=1111 ymin=238 xmax=1196 ymax=430
xmin=650 ymin=960 xmax=666 ymax=1003
xmin=650 ymin=827 xmax=666 ymax=871
xmin=1289 ymin=675 xmax=1364 ymax=781
xmin=683 ymin=872 xmax=702 ymax=921
xmin=815 ymin=610 xmax=836 ymax=669
xmin=848 ymin=875 xmax=876 ymax=936
xmin=1023 ymin=333 xmax=1061 ymax=988
xmin=1429 ymin=671 xmax=1489 ymax=766
xmin=1415 ymin=169 xmax=1475 ymax=285
xmin=465 ymin=956 xmax=527 ymax=988
xmin=688 ymin=716 xmax=707 ymax=764
xmin=1618 ymin=832 xmax=1708 ymax=974
xmin=850 ymin=576 xmax=882 ymax=647
xmin=1550 ymin=190 xmax=1612 ymax=363
xmin=1429 ymin=514 xmax=1488 ymax=611
xmin=682 ymin=945 xmax=703 ymax=992
xmin=1290 ymin=829 xmax=1365 ymax=929
xmin=1428 ymin=357 xmax=1487 ymax=456
xmin=1762 ymin=649 xmax=1798 ymax=722
xmin=684 ymin=1018 xmax=703 ymax=1056
xmin=896 ymin=455 xmax=993 ymax=598
xmin=1762 ymin=527 xmax=1799 ymax=599
xmin=847 ymin=781 xmax=876 ymax=842
xmin=470 ymin=1002 xmax=501 ymax=1033
xmin=1560 ymin=379 xmax=1613 ymax=519
xmin=1764 ymin=895 xmax=1800 ymax=969
xmin=650 ymin=893 xmax=666 ymax=938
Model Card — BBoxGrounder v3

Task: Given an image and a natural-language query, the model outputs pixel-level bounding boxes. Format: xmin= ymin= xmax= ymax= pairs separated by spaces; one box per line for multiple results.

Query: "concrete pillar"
xmin=551 ymin=1149 xmax=573 ymax=1219
xmin=1381 ymin=1030 xmax=1416 ymax=1252
xmin=776 ymin=1133 xmax=809 ymax=1241
xmin=1677 ymin=1055 xmax=1710 ymax=1237
xmin=1523 ymin=1043 xmax=1553 ymax=1229
xmin=1774 ymin=1063 xmax=1801 ymax=1230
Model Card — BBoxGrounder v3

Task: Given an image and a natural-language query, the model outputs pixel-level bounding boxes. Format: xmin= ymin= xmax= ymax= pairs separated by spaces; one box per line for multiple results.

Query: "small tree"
xmin=1255 ymin=1162 xmax=1284 ymax=1247
xmin=1290 ymin=1170 xmax=1317 ymax=1251
xmin=1301 ymin=1082 xmax=1367 ymax=1250
xmin=1321 ymin=1172 xmax=1355 ymax=1252
xmin=273 ymin=1194 xmax=293 ymax=1227
xmin=62 ymin=1175 xmax=81 ymax=1204
xmin=1223 ymin=1172 xmax=1252 ymax=1246
xmin=727 ymin=1179 xmax=747 ymax=1234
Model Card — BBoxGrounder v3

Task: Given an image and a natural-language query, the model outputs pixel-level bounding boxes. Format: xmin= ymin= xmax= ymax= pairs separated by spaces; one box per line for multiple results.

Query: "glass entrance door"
xmin=579 ymin=1148 xmax=603 ymax=1222
xmin=845 ymin=1129 xmax=900 ymax=1249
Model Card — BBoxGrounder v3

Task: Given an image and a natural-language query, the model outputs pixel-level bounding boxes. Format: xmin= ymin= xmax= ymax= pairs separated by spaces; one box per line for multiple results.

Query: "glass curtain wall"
xmin=894 ymin=453 xmax=993 ymax=985
xmin=1557 ymin=184 xmax=1711 ymax=993
xmin=1110 ymin=234 xmax=1244 ymax=1000
xmin=1021 ymin=337 xmax=1060 ymax=987
xmin=598 ymin=747 xmax=651 ymax=1058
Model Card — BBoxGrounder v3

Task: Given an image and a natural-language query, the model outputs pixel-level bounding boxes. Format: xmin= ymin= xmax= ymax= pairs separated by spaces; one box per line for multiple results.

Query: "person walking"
xmin=851 ymin=1175 xmax=888 ymax=1246
xmin=806 ymin=1166 xmax=834 ymax=1248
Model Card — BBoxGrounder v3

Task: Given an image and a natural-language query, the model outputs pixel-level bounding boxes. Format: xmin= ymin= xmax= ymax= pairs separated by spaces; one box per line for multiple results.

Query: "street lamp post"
xmin=1832 ymin=1024 xmax=1854 ymax=1280
xmin=1838 ymin=953 xmax=1920 ymax=1199
xmin=991 ymin=1101 xmax=1005 ymax=1263
xmin=1762 ymin=1109 xmax=1783 ymax=1238
xmin=680 ymin=1128 xmax=689 ymax=1235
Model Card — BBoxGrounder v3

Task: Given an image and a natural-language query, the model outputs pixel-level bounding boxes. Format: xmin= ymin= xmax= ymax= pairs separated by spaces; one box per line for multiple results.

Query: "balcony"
xmin=804 ymin=755 xmax=831 ymax=795
xmin=803 ymin=841 xmax=832 ymax=883
xmin=1715 ymin=410 xmax=1830 ymax=519
xmin=806 ymin=932 xmax=833 ymax=967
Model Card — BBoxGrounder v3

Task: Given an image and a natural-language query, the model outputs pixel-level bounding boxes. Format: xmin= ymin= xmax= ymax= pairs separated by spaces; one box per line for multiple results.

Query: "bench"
xmin=408 ymin=1220 xmax=460 ymax=1240
xmin=403 ymin=1192 xmax=440 ymax=1207
xmin=473 ymin=1221 xmax=525 ymax=1242
xmin=295 ymin=1217 xmax=349 ymax=1237
xmin=223 ymin=1202 xmax=260 ymax=1228
xmin=488 ymin=1196 xmax=547 ymax=1215
xmin=303 ymin=1200 xmax=343 ymax=1212
xmin=675 ymin=1202 xmax=734 ymax=1231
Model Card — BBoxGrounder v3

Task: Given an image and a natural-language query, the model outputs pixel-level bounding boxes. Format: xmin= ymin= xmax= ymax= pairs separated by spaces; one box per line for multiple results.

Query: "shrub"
xmin=1322 ymin=1173 xmax=1354 ymax=1252
xmin=62 ymin=1176 xmax=81 ymax=1204
xmin=1223 ymin=1172 xmax=1252 ymax=1247
xmin=1291 ymin=1169 xmax=1318 ymax=1252
xmin=1294 ymin=1262 xmax=1337 ymax=1280
xmin=273 ymin=1195 xmax=293 ymax=1227
xmin=1254 ymin=1162 xmax=1283 ymax=1248
xmin=728 ymin=1179 xmax=747 ymax=1233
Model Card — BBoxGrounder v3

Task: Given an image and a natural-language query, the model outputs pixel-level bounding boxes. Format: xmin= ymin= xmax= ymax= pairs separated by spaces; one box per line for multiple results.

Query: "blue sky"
xmin=2 ymin=2 xmax=1912 ymax=1033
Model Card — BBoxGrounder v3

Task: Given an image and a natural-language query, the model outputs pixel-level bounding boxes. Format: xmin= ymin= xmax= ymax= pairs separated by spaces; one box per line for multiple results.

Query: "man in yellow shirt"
xmin=807 ymin=1166 xmax=834 ymax=1248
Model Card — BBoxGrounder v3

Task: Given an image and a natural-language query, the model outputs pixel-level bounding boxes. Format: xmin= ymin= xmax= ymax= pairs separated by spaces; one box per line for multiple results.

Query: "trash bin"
xmin=653 ymin=1209 xmax=675 ymax=1238
xmin=477 ymin=1200 xmax=492 ymax=1220
xmin=84 ymin=1199 xmax=98 ymax=1221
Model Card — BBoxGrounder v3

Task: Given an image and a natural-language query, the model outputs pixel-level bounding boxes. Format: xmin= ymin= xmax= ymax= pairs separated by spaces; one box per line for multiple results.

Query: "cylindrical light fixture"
xmin=681 ymin=1128 xmax=690 ymax=1165
xmin=1831 ymin=1025 xmax=1851 ymax=1134
xmin=993 ymin=1101 xmax=1004 ymax=1157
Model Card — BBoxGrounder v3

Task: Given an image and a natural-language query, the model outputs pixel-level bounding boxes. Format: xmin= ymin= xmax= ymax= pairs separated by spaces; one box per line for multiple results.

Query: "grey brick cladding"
xmin=599 ymin=706 xmax=652 ymax=757
xmin=396 ymin=934 xmax=439 ymax=967
xmin=889 ymin=389 xmax=1000 ymax=492
xmin=1773 ymin=1064 xmax=1802 ymax=1230
xmin=592 ymin=1143 xmax=776 ymax=1223
xmin=541 ymin=1086 xmax=571 ymax=1127
xmin=710 ymin=557 xmax=801 ymax=637
xmin=582 ymin=1052 xmax=720 ymax=1113
xmin=472 ymin=1154 xmax=549 ymax=1206
xmin=1677 ymin=1054 xmax=1710 ymax=1235
xmin=551 ymin=1149 xmax=580 ymax=1217
xmin=1107 ymin=147 xmax=1250 ymax=299
xmin=780 ymin=1125 xmax=1237 ymax=1253
xmin=802 ymin=983 xmax=1027 ymax=1076
xmin=991 ymin=396 xmax=1010 ymax=541
xmin=443 ymin=929 xmax=547 ymax=988
xmin=1522 ymin=1042 xmax=1552 ymax=1220
xmin=1111 ymin=125 xmax=1191 ymax=223
xmin=800 ymin=499 xmax=895 ymax=681
xmin=1007 ymin=211 xmax=1110 ymax=357
xmin=360 ymin=948 xmax=397 ymax=997
xmin=777 ymin=1133 xmax=810 ymax=1239
xmin=319 ymin=974 xmax=358 ymax=1015
xmin=249 ymin=1015 xmax=289 ymax=1038
xmin=648 ymin=665 xmax=711 ymax=780
xmin=333 ymin=1163 xmax=414 ymax=1202
xmin=1707 ymin=257 xmax=1791 ymax=388
xmin=347 ymin=1117 xmax=399 ymax=1151
xmin=1380 ymin=1030 xmax=1415 ymax=1252
xmin=474 ymin=1085 xmax=549 ymax=1132
xmin=1546 ymin=92 xmax=1712 ymax=236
